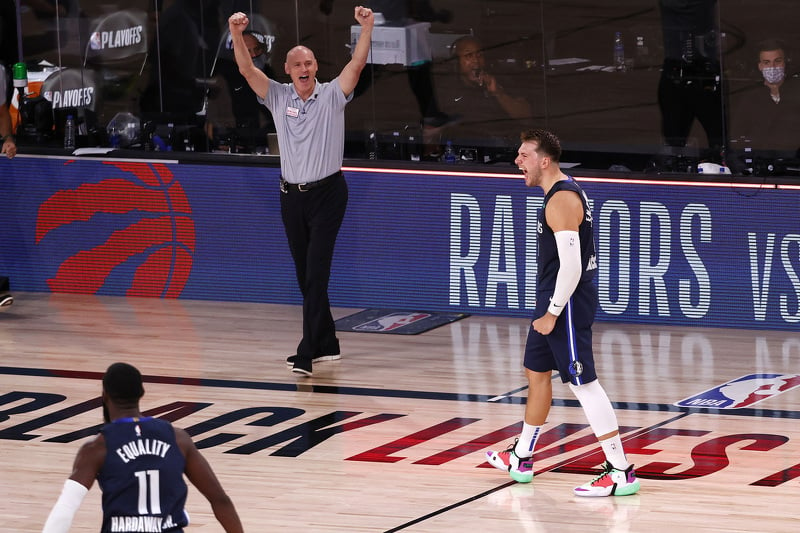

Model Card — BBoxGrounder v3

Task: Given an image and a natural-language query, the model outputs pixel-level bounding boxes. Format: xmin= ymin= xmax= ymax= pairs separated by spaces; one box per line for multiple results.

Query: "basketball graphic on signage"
xmin=35 ymin=161 xmax=196 ymax=297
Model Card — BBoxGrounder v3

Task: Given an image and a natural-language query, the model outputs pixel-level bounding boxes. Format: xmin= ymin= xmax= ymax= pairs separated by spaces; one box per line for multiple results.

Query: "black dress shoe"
xmin=291 ymin=358 xmax=313 ymax=377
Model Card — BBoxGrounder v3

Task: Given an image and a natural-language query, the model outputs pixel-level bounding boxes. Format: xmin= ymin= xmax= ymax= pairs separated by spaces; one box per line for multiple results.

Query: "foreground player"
xmin=486 ymin=129 xmax=640 ymax=497
xmin=42 ymin=362 xmax=244 ymax=532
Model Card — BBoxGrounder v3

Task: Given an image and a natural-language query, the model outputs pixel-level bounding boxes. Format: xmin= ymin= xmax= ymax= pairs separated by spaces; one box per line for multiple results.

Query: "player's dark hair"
xmin=520 ymin=129 xmax=562 ymax=162
xmin=103 ymin=362 xmax=145 ymax=404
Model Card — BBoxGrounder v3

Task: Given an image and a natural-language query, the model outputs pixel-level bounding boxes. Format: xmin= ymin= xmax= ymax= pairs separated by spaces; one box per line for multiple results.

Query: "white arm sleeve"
xmin=42 ymin=479 xmax=89 ymax=533
xmin=547 ymin=230 xmax=582 ymax=316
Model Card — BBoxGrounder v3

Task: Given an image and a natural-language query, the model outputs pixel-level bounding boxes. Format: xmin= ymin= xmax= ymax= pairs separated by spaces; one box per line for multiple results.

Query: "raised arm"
xmin=481 ymin=72 xmax=533 ymax=120
xmin=338 ymin=6 xmax=374 ymax=96
xmin=228 ymin=11 xmax=270 ymax=99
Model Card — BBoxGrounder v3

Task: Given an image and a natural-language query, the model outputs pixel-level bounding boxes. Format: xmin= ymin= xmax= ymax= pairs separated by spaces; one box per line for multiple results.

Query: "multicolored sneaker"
xmin=486 ymin=440 xmax=534 ymax=483
xmin=573 ymin=461 xmax=640 ymax=497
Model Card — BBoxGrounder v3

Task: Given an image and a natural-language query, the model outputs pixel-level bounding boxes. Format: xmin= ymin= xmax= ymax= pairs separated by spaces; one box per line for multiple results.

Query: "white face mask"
xmin=762 ymin=66 xmax=785 ymax=85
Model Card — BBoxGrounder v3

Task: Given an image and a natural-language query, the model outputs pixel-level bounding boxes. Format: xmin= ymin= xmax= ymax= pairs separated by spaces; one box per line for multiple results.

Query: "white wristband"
xmin=42 ymin=479 xmax=89 ymax=533
xmin=548 ymin=230 xmax=582 ymax=316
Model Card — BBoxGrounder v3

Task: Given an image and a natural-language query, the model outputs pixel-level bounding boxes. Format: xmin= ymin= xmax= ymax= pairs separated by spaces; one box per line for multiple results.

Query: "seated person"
xmin=438 ymin=36 xmax=532 ymax=143
xmin=730 ymin=38 xmax=800 ymax=157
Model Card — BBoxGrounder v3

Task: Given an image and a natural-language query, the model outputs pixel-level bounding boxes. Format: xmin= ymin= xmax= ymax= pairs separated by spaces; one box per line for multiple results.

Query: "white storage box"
xmin=350 ymin=22 xmax=432 ymax=66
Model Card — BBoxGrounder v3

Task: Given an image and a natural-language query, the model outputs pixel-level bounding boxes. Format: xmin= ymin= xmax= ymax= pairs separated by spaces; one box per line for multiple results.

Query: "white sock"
xmin=600 ymin=434 xmax=629 ymax=470
xmin=514 ymin=423 xmax=541 ymax=458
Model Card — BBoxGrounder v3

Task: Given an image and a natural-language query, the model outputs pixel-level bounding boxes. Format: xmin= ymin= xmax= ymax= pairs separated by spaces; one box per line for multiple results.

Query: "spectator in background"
xmin=730 ymin=38 xmax=800 ymax=155
xmin=431 ymin=35 xmax=532 ymax=160
xmin=439 ymin=35 xmax=532 ymax=140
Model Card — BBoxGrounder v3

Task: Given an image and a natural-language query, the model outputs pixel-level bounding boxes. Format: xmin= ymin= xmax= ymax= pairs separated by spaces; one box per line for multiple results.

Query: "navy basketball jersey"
xmin=537 ymin=177 xmax=597 ymax=305
xmin=98 ymin=417 xmax=188 ymax=532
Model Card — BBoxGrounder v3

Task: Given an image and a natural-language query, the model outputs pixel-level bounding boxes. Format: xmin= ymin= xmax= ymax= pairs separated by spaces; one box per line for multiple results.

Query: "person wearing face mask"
xmin=730 ymin=38 xmax=800 ymax=156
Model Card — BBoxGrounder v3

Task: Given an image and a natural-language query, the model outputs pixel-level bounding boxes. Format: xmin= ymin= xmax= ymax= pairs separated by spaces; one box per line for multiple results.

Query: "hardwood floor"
xmin=1 ymin=292 xmax=798 ymax=532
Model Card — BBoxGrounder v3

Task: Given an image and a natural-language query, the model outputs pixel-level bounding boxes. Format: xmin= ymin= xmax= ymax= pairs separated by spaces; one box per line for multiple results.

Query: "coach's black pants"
xmin=279 ymin=172 xmax=347 ymax=361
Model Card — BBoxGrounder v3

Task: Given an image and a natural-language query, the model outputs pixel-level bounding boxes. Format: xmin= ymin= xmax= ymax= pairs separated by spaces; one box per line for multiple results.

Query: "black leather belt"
xmin=280 ymin=171 xmax=342 ymax=193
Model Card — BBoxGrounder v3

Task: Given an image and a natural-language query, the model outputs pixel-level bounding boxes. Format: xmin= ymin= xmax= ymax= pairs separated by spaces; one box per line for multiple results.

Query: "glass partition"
xmin=4 ymin=0 xmax=799 ymax=176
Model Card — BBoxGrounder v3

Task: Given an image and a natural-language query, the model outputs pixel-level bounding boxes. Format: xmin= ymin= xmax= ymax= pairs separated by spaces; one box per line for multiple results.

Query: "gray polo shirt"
xmin=259 ymin=77 xmax=352 ymax=184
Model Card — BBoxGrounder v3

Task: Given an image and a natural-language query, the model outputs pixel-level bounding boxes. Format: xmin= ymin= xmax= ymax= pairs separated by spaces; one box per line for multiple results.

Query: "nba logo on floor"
xmin=675 ymin=373 xmax=800 ymax=409
xmin=353 ymin=312 xmax=431 ymax=332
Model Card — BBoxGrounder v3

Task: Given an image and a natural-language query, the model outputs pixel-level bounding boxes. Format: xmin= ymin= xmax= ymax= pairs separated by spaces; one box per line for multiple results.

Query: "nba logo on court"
xmin=675 ymin=373 xmax=800 ymax=409
xmin=353 ymin=312 xmax=431 ymax=332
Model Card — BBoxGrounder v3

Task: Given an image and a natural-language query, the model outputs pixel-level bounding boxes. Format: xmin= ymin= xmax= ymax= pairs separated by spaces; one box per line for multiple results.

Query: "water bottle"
xmin=407 ymin=134 xmax=420 ymax=162
xmin=443 ymin=140 xmax=457 ymax=163
xmin=635 ymin=36 xmax=649 ymax=69
xmin=110 ymin=128 xmax=121 ymax=148
xmin=613 ymin=31 xmax=625 ymax=71
xmin=366 ymin=131 xmax=378 ymax=160
xmin=64 ymin=115 xmax=76 ymax=150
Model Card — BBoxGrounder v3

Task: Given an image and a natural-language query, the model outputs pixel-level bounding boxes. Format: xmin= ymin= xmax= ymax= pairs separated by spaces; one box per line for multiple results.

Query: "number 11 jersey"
xmin=98 ymin=417 xmax=188 ymax=532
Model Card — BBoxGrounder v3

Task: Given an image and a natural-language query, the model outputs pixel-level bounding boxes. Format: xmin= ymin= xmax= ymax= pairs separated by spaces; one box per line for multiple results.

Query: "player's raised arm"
xmin=338 ymin=6 xmax=374 ymax=96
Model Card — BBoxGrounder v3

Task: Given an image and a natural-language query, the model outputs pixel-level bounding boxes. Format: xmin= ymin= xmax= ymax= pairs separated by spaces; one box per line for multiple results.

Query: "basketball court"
xmin=1 ymin=292 xmax=798 ymax=532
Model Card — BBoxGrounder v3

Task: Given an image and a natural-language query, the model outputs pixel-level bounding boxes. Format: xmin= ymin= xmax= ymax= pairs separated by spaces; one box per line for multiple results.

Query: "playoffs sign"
xmin=41 ymin=69 xmax=97 ymax=111
xmin=86 ymin=9 xmax=148 ymax=63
